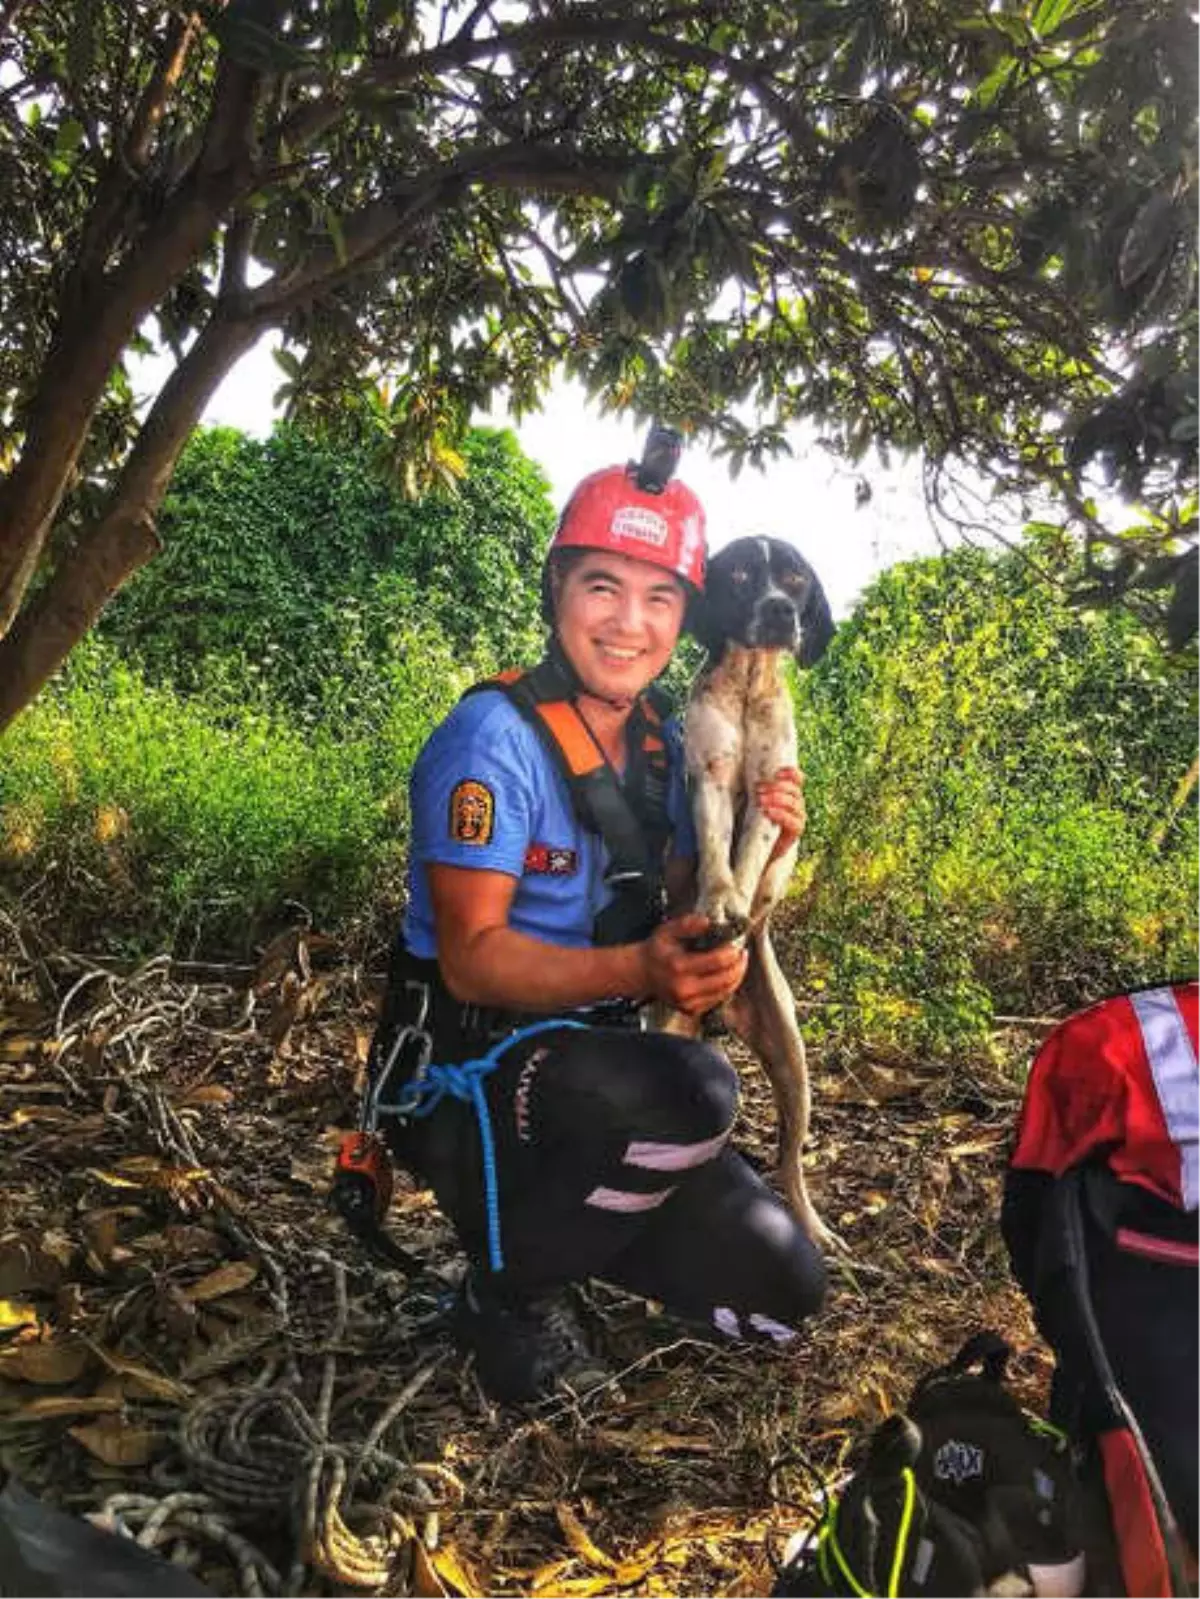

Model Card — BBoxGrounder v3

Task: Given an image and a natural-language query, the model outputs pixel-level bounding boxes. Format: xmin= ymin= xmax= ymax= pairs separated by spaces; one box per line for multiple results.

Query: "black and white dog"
xmin=676 ymin=536 xmax=836 ymax=1246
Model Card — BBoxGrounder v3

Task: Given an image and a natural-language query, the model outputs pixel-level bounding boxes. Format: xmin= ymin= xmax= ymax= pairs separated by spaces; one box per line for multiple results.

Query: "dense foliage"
xmin=793 ymin=541 xmax=1198 ymax=1056
xmin=3 ymin=526 xmax=1194 ymax=1056
xmin=0 ymin=1 xmax=1194 ymax=727
xmin=99 ymin=423 xmax=551 ymax=723
xmin=0 ymin=639 xmax=466 ymax=958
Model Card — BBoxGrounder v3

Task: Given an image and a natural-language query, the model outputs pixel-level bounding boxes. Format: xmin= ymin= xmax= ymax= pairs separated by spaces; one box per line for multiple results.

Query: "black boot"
xmin=454 ymin=1271 xmax=612 ymax=1405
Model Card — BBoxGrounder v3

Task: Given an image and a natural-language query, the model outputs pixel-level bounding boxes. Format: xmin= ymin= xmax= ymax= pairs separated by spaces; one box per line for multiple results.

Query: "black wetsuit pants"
xmin=389 ymin=1025 xmax=827 ymax=1338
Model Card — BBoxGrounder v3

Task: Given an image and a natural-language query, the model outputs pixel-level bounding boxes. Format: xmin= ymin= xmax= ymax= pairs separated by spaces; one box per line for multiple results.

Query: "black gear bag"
xmin=773 ymin=1332 xmax=1084 ymax=1598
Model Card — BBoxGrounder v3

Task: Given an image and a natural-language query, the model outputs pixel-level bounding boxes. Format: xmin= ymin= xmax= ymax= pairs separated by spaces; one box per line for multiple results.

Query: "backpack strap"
xmin=1046 ymin=1169 xmax=1194 ymax=1598
xmin=465 ymin=657 xmax=672 ymax=946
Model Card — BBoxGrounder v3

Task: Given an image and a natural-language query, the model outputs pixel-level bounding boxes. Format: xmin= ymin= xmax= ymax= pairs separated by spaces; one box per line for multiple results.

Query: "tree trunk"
xmin=0 ymin=176 xmax=251 ymax=637
xmin=0 ymin=51 xmax=264 ymax=639
xmin=0 ymin=311 xmax=263 ymax=733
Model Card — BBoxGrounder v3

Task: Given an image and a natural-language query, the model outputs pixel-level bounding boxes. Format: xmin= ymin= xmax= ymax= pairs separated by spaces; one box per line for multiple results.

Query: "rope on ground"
xmin=98 ymin=1491 xmax=282 ymax=1597
xmin=175 ymin=1256 xmax=462 ymax=1594
xmin=48 ymin=956 xmax=296 ymax=1337
xmin=45 ymin=956 xmax=463 ymax=1593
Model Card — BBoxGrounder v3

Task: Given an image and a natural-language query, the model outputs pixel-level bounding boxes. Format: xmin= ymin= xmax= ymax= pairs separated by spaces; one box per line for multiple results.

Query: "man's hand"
xmin=757 ymin=766 xmax=806 ymax=865
xmin=639 ymin=913 xmax=748 ymax=1016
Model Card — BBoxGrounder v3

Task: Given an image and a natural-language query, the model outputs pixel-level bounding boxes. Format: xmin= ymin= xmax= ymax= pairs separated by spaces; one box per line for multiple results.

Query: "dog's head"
xmin=694 ymin=536 xmax=834 ymax=667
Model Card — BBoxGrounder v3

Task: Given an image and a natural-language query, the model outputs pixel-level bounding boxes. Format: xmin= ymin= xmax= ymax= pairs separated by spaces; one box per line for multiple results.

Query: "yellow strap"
xmin=824 ymin=1465 xmax=917 ymax=1599
xmin=887 ymin=1468 xmax=917 ymax=1598
xmin=1023 ymin=1408 xmax=1069 ymax=1447
xmin=826 ymin=1501 xmax=874 ymax=1598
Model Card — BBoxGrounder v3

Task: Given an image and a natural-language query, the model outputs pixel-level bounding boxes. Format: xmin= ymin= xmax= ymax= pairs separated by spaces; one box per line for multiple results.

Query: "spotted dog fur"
xmin=675 ymin=536 xmax=837 ymax=1248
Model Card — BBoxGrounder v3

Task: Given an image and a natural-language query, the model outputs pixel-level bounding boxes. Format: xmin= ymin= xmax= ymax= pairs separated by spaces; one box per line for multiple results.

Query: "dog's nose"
xmin=759 ymin=596 xmax=797 ymax=629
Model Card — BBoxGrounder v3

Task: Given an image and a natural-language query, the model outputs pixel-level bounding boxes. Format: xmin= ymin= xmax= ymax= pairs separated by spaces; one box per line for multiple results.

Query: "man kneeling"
xmin=371 ymin=448 xmax=827 ymax=1405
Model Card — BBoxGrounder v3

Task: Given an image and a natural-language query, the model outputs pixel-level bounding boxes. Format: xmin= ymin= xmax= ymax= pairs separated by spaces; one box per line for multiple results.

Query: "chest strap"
xmin=464 ymin=657 xmax=672 ymax=946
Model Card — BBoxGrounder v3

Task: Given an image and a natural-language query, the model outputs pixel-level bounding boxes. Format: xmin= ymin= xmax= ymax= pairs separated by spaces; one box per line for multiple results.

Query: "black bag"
xmin=773 ymin=1333 xmax=1085 ymax=1598
xmin=0 ymin=1471 xmax=212 ymax=1597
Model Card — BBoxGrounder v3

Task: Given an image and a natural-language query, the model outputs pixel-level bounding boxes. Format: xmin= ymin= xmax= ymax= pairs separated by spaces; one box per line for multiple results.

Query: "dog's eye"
xmin=781 ymin=572 xmax=806 ymax=592
xmin=730 ymin=569 xmax=748 ymax=584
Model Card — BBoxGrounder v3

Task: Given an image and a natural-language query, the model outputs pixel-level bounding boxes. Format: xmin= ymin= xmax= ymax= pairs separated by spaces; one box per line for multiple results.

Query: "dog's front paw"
xmin=682 ymin=918 xmax=747 ymax=953
xmin=698 ymin=883 xmax=750 ymax=938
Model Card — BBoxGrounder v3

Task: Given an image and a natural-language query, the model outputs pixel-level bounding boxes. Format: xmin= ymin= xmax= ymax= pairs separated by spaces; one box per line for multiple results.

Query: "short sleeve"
xmin=409 ymin=696 xmax=536 ymax=879
xmin=663 ymin=716 xmax=697 ymax=861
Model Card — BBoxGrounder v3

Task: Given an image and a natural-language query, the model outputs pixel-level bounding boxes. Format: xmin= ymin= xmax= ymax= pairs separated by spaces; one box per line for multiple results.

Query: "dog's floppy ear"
xmin=686 ymin=590 xmax=723 ymax=658
xmin=796 ymin=578 xmax=834 ymax=668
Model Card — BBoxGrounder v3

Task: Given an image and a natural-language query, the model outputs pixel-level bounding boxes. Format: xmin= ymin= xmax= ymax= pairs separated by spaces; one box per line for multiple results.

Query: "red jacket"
xmin=1010 ymin=983 xmax=1199 ymax=1212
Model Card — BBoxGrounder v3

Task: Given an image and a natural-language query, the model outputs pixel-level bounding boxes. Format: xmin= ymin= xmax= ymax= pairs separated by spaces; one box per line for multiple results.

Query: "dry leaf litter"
xmin=0 ymin=918 xmax=1052 ymax=1596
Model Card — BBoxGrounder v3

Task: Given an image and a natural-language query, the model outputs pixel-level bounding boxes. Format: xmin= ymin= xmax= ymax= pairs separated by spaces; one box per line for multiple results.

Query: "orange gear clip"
xmin=334 ymin=1131 xmax=395 ymax=1225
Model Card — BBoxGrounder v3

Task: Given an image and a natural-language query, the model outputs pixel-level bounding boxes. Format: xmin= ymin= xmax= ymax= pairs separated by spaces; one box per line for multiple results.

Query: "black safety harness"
xmin=332 ymin=652 xmax=679 ymax=1269
xmin=468 ymin=648 xmax=673 ymax=949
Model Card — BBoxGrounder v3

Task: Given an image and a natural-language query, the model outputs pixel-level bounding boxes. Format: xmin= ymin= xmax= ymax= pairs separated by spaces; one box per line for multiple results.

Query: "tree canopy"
xmin=0 ymin=0 xmax=1195 ymax=729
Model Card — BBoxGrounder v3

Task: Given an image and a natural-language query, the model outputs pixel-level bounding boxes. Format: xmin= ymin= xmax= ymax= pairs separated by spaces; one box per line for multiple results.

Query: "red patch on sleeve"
xmin=524 ymin=844 xmax=578 ymax=876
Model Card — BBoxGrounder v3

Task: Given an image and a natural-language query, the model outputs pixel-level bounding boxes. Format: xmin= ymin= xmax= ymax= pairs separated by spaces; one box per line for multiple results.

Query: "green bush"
xmin=791 ymin=544 xmax=1198 ymax=1060
xmin=4 ymin=421 xmax=554 ymax=957
xmin=0 ymin=629 xmax=478 ymax=958
xmin=99 ymin=423 xmax=554 ymax=729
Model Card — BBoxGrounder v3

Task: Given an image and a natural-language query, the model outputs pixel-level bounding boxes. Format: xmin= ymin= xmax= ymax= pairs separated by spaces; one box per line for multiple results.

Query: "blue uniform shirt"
xmin=403 ymin=689 xmax=697 ymax=958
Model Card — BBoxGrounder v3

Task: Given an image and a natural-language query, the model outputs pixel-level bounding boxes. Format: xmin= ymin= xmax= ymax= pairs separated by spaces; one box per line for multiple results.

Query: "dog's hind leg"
xmin=725 ymin=930 xmax=841 ymax=1253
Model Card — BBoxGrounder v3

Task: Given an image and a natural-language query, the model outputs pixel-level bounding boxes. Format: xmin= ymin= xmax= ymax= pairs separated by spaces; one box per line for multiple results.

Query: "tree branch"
xmin=243 ymin=142 xmax=631 ymax=318
xmin=73 ymin=11 xmax=206 ymax=287
xmin=273 ymin=6 xmax=821 ymax=165
xmin=126 ymin=10 xmax=205 ymax=172
xmin=220 ymin=210 xmax=257 ymax=297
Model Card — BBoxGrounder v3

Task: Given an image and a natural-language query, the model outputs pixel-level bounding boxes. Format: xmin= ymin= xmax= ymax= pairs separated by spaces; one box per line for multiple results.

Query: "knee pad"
xmin=642 ymin=1034 xmax=739 ymax=1140
xmin=548 ymin=1029 xmax=738 ymax=1145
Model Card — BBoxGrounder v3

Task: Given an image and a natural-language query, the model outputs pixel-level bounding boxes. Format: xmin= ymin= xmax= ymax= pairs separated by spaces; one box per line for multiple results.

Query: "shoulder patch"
xmin=448 ymin=779 xmax=495 ymax=845
xmin=524 ymin=843 xmax=578 ymax=876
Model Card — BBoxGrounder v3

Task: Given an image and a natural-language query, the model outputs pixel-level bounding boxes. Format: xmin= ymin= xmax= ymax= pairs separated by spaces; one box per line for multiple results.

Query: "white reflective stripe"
xmin=1028 ymin=1553 xmax=1086 ymax=1598
xmin=712 ymin=1306 xmax=741 ymax=1338
xmin=584 ymin=1184 xmax=676 ymax=1213
xmin=748 ymin=1312 xmax=799 ymax=1345
xmin=623 ymin=1129 xmax=729 ymax=1172
xmin=1131 ymin=987 xmax=1200 ymax=1209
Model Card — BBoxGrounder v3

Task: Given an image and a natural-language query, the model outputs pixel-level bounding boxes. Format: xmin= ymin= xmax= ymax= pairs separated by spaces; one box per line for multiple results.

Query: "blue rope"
xmin=380 ymin=1018 xmax=586 ymax=1274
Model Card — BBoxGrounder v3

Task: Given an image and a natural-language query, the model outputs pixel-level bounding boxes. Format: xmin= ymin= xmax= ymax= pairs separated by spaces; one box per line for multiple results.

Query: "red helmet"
xmin=549 ymin=464 xmax=707 ymax=592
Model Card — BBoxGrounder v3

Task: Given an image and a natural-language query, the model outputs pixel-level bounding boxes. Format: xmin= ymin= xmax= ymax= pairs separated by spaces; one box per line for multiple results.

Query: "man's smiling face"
xmin=553 ymin=550 xmax=687 ymax=704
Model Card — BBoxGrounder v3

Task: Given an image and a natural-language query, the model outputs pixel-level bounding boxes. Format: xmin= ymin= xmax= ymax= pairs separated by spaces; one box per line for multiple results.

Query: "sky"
xmin=187 ymin=332 xmax=946 ymax=620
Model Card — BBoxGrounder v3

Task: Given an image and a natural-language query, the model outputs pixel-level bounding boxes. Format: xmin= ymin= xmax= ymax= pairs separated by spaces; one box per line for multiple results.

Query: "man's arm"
xmin=428 ymin=864 xmax=745 ymax=1017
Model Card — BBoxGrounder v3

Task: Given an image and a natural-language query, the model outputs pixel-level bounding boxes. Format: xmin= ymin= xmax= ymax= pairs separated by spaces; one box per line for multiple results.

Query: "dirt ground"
xmin=0 ymin=928 xmax=1051 ymax=1596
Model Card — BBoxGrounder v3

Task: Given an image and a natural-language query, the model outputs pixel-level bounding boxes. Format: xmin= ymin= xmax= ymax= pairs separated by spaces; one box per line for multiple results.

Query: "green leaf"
xmin=324 ymin=207 xmax=348 ymax=267
xmin=1032 ymin=0 xmax=1086 ymax=39
xmin=973 ymin=57 xmax=1019 ymax=110
xmin=53 ymin=118 xmax=85 ymax=161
